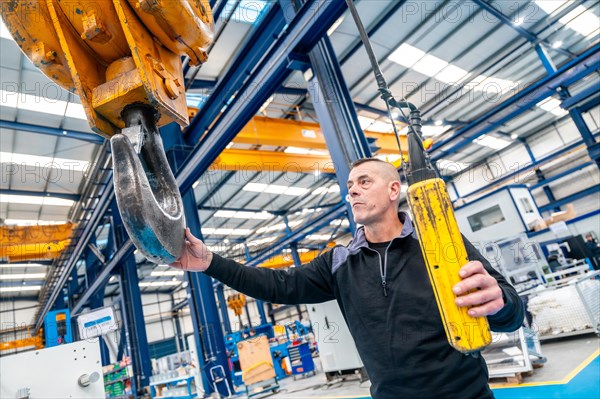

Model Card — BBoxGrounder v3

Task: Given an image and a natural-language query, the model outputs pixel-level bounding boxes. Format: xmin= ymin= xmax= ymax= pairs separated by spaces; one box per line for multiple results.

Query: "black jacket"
xmin=205 ymin=212 xmax=524 ymax=399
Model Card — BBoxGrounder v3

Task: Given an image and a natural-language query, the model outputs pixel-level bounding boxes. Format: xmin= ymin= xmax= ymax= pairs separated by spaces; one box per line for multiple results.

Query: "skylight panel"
xmin=412 ymin=54 xmax=449 ymax=78
xmin=473 ymin=134 xmax=511 ymax=150
xmin=0 ymin=285 xmax=42 ymax=292
xmin=1 ymin=151 xmax=90 ymax=172
xmin=0 ymin=19 xmax=13 ymax=41
xmin=227 ymin=0 xmax=269 ymax=25
xmin=0 ymin=273 xmax=46 ymax=280
xmin=388 ymin=43 xmax=426 ymax=68
xmin=0 ymin=194 xmax=74 ymax=207
xmin=559 ymin=6 xmax=600 ymax=37
xmin=535 ymin=0 xmax=569 ymax=15
xmin=537 ymin=98 xmax=568 ymax=116
xmin=435 ymin=64 xmax=470 ymax=84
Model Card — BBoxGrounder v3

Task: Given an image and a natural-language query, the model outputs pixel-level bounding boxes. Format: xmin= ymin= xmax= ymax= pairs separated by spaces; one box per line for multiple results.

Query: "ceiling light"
xmin=2 ymin=219 xmax=68 ymax=225
xmin=0 ymin=263 xmax=48 ymax=268
xmin=473 ymin=134 xmax=511 ymax=150
xmin=435 ymin=64 xmax=469 ymax=84
xmin=434 ymin=120 xmax=443 ymax=126
xmin=0 ymin=273 xmax=46 ymax=280
xmin=327 ymin=16 xmax=345 ymax=36
xmin=421 ymin=125 xmax=450 ymax=137
xmin=243 ymin=182 xmax=268 ymax=192
xmin=413 ymin=54 xmax=449 ymax=78
xmin=284 ymin=187 xmax=308 ymax=196
xmin=537 ymin=98 xmax=567 ymax=116
xmin=0 ymin=194 xmax=74 ymax=207
xmin=388 ymin=43 xmax=426 ymax=68
xmin=0 ymin=151 xmax=90 ymax=172
xmin=552 ymin=40 xmax=563 ymax=49
xmin=139 ymin=281 xmax=181 ymax=287
xmin=511 ymin=133 xmax=519 ymax=140
xmin=284 ymin=147 xmax=310 ymax=154
xmin=306 ymin=234 xmax=333 ymax=241
xmin=192 ymin=181 xmax=200 ymax=189
xmin=535 ymin=1 xmax=568 ymax=15
xmin=514 ymin=17 xmax=524 ymax=26
xmin=264 ymin=185 xmax=287 ymax=194
xmin=150 ymin=270 xmax=184 ymax=277
xmin=0 ymin=285 xmax=42 ymax=292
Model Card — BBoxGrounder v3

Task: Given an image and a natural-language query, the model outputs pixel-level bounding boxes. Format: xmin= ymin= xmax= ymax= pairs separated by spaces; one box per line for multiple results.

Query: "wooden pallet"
xmin=489 ymin=370 xmax=534 ymax=386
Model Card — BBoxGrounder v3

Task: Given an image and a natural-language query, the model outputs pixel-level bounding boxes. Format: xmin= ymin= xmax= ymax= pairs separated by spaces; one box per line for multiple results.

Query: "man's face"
xmin=347 ymin=161 xmax=399 ymax=225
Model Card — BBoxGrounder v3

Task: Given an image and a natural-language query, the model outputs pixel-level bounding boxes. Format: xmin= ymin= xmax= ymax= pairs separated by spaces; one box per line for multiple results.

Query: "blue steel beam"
xmin=452 ymin=134 xmax=599 ymax=201
xmin=245 ymin=203 xmax=346 ymax=267
xmin=530 ymin=161 xmax=594 ymax=190
xmin=306 ymin=34 xmax=372 ymax=234
xmin=0 ymin=120 xmax=104 ymax=144
xmin=185 ymin=3 xmax=287 ymax=144
xmin=561 ymin=84 xmax=600 ymax=109
xmin=215 ymin=283 xmax=232 ymax=335
xmin=0 ymin=189 xmax=80 ymax=202
xmin=538 ymin=185 xmax=600 ymax=213
xmin=432 ymin=43 xmax=600 ymax=160
xmin=177 ymin=0 xmax=348 ymax=193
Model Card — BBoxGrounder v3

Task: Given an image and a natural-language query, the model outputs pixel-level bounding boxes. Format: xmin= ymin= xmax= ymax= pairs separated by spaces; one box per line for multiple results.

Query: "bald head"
xmin=351 ymin=158 xmax=400 ymax=184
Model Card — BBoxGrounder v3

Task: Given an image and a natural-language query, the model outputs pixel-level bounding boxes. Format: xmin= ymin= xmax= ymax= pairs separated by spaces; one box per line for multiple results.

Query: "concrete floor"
xmin=233 ymin=333 xmax=599 ymax=399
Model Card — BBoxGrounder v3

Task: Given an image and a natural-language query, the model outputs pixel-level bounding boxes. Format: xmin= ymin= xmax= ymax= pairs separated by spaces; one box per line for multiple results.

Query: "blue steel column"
xmin=162 ymin=124 xmax=232 ymax=395
xmin=112 ymin=202 xmax=153 ymax=391
xmin=304 ymin=34 xmax=372 ymax=234
xmin=535 ymin=44 xmax=600 ymax=169
xmin=215 ymin=283 xmax=232 ymax=334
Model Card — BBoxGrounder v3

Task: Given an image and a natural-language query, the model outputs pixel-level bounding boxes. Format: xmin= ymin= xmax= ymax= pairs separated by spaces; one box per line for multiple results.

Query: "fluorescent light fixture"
xmin=0 ymin=273 xmax=46 ymax=280
xmin=283 ymin=248 xmax=310 ymax=253
xmin=388 ymin=43 xmax=426 ymax=67
xmin=511 ymin=133 xmax=519 ymax=140
xmin=139 ymin=281 xmax=181 ymax=287
xmin=514 ymin=16 xmax=525 ymax=26
xmin=552 ymin=40 xmax=563 ymax=48
xmin=473 ymin=134 xmax=511 ymax=150
xmin=470 ymin=76 xmax=517 ymax=93
xmin=192 ymin=181 xmax=200 ymax=189
xmin=243 ymin=182 xmax=268 ymax=192
xmin=312 ymin=185 xmax=340 ymax=195
xmin=0 ymin=285 xmax=42 ymax=292
xmin=421 ymin=125 xmax=450 ymax=137
xmin=306 ymin=234 xmax=333 ymax=241
xmin=256 ymin=220 xmax=303 ymax=234
xmin=434 ymin=120 xmax=443 ymax=126
xmin=0 ymin=194 xmax=74 ymax=207
xmin=150 ymin=270 xmax=184 ymax=277
xmin=0 ymin=19 xmax=14 ymax=41
xmin=2 ymin=219 xmax=68 ymax=225
xmin=559 ymin=6 xmax=599 ymax=37
xmin=1 ymin=151 xmax=90 ymax=172
xmin=330 ymin=219 xmax=350 ymax=227
xmin=0 ymin=263 xmax=48 ymax=268
xmin=247 ymin=237 xmax=277 ymax=246
xmin=327 ymin=16 xmax=345 ymax=36
xmin=213 ymin=210 xmax=272 ymax=220
xmin=535 ymin=0 xmax=568 ymax=15
xmin=243 ymin=182 xmax=308 ymax=196
xmin=201 ymin=228 xmax=252 ymax=236
xmin=413 ymin=54 xmax=449 ymax=78
xmin=435 ymin=64 xmax=470 ymax=84
xmin=537 ymin=97 xmax=567 ymax=116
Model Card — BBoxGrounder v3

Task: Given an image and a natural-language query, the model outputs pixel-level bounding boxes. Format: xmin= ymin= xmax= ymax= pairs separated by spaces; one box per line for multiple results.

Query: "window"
xmin=467 ymin=205 xmax=506 ymax=232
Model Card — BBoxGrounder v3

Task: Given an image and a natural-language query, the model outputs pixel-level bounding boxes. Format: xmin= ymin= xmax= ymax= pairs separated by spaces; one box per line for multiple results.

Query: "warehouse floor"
xmin=247 ymin=334 xmax=599 ymax=399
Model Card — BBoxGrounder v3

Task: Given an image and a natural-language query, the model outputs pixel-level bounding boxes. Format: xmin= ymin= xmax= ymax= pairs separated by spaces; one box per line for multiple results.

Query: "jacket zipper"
xmin=371 ymin=250 xmax=388 ymax=297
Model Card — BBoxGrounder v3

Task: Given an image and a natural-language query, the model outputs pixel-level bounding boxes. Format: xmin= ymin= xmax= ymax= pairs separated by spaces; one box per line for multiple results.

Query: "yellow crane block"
xmin=0 ymin=239 xmax=70 ymax=262
xmin=227 ymin=293 xmax=247 ymax=316
xmin=0 ymin=223 xmax=74 ymax=246
xmin=258 ymin=250 xmax=320 ymax=269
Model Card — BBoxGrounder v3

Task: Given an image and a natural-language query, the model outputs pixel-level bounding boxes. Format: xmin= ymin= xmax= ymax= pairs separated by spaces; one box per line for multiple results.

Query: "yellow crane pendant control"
xmin=408 ymin=177 xmax=492 ymax=352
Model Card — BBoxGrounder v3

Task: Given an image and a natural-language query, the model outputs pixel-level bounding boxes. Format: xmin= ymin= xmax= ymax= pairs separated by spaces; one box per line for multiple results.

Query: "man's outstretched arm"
xmin=170 ymin=228 xmax=336 ymax=305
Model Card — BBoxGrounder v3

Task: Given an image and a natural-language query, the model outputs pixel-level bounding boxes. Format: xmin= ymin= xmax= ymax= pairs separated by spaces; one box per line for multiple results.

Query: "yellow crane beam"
xmin=185 ymin=112 xmax=408 ymax=155
xmin=0 ymin=331 xmax=44 ymax=352
xmin=0 ymin=239 xmax=70 ymax=262
xmin=213 ymin=149 xmax=335 ymax=173
xmin=258 ymin=250 xmax=320 ymax=269
xmin=0 ymin=223 xmax=74 ymax=246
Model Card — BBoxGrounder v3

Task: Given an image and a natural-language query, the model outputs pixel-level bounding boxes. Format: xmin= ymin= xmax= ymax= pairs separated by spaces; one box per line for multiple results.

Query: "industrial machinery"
xmin=1 ymin=0 xmax=214 ymax=263
xmin=345 ymin=0 xmax=491 ymax=352
xmin=0 ymin=340 xmax=104 ymax=398
xmin=44 ymin=308 xmax=73 ymax=347
xmin=307 ymin=301 xmax=365 ymax=382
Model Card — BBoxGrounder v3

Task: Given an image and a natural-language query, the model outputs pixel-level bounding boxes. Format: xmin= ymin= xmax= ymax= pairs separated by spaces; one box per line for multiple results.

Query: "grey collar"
xmin=348 ymin=211 xmax=415 ymax=251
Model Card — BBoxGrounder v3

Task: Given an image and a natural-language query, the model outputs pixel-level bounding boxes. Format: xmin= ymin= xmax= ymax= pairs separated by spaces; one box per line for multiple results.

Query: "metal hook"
xmin=110 ymin=105 xmax=186 ymax=264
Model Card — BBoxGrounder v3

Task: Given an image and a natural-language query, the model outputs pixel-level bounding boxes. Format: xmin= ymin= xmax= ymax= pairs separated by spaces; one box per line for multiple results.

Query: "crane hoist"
xmin=1 ymin=0 xmax=215 ymax=263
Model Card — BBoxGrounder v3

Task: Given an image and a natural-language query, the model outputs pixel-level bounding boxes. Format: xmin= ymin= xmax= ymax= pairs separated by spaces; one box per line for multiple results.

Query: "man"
xmin=170 ymin=158 xmax=524 ymax=399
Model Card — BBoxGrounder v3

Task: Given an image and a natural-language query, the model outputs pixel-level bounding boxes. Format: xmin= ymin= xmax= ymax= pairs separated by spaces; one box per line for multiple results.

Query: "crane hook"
xmin=111 ymin=105 xmax=186 ymax=264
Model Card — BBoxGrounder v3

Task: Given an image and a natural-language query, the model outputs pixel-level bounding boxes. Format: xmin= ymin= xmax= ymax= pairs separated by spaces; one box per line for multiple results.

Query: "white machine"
xmin=0 ymin=340 xmax=104 ymax=398
xmin=455 ymin=185 xmax=542 ymax=243
xmin=306 ymin=300 xmax=366 ymax=381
